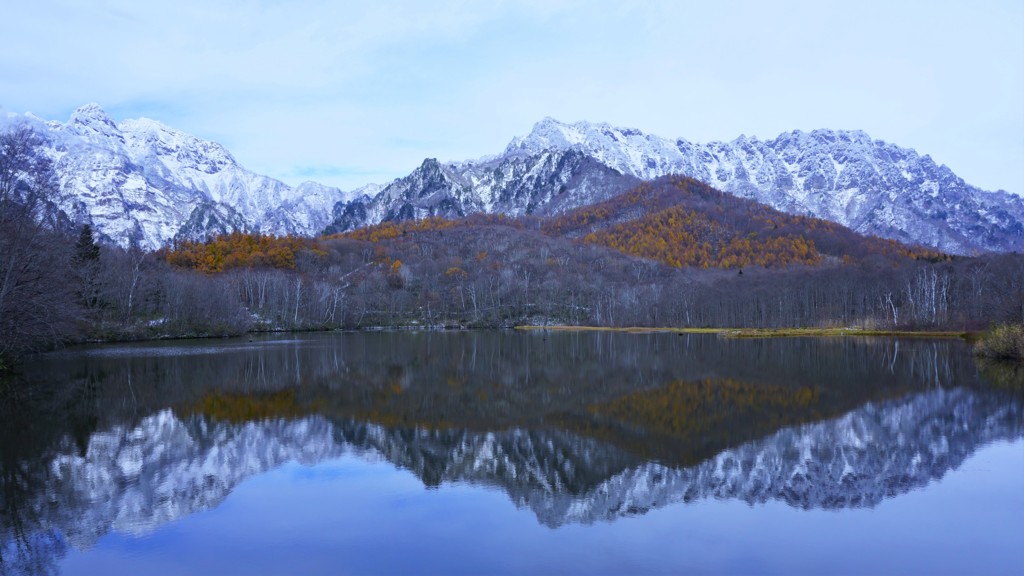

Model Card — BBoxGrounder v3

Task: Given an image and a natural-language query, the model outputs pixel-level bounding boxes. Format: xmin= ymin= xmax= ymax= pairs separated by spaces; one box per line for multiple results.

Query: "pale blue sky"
xmin=2 ymin=0 xmax=1022 ymax=194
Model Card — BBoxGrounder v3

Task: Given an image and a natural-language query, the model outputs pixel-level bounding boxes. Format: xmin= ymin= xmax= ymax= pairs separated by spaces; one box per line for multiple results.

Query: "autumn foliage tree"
xmin=164 ymin=232 xmax=316 ymax=273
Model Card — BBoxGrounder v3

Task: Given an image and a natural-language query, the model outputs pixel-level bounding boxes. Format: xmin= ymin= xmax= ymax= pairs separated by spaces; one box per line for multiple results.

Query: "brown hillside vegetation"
xmin=543 ymin=176 xmax=947 ymax=268
xmin=164 ymin=178 xmax=945 ymax=276
xmin=582 ymin=207 xmax=822 ymax=269
xmin=164 ymin=232 xmax=317 ymax=273
xmin=331 ymin=214 xmax=520 ymax=243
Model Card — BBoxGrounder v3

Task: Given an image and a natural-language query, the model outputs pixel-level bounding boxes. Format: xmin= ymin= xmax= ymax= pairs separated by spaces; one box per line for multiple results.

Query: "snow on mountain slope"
xmin=505 ymin=118 xmax=1024 ymax=254
xmin=5 ymin=104 xmax=349 ymax=249
xmin=326 ymin=149 xmax=638 ymax=233
xmin=8 ymin=104 xmax=1021 ymax=253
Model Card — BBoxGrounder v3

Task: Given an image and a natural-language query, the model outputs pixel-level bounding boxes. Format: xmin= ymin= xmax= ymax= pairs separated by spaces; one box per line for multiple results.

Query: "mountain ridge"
xmin=329 ymin=117 xmax=1023 ymax=254
xmin=6 ymin=105 xmax=1023 ymax=254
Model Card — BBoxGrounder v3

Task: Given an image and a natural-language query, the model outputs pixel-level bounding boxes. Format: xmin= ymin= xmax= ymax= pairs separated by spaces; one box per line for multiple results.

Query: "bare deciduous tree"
xmin=0 ymin=125 xmax=78 ymax=363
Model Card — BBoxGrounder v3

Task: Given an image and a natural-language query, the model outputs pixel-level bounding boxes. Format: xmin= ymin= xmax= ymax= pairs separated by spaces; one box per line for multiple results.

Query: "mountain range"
xmin=332 ymin=118 xmax=1024 ymax=255
xmin=5 ymin=104 xmax=1023 ymax=254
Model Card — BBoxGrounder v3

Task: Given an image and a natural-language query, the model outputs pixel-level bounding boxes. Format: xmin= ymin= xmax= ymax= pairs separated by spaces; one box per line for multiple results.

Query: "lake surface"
xmin=1 ymin=331 xmax=1021 ymax=575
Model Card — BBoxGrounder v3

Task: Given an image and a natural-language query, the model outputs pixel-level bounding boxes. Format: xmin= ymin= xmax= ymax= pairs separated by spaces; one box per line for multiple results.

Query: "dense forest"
xmin=2 ymin=126 xmax=1023 ymax=368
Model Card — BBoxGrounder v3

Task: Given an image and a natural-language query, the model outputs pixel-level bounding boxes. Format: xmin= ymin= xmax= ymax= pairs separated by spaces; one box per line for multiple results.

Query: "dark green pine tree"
xmin=74 ymin=224 xmax=101 ymax=310
xmin=74 ymin=224 xmax=100 ymax=264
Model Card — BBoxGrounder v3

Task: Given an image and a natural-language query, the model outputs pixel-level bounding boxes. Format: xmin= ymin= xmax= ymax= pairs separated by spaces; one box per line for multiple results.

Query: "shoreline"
xmin=514 ymin=325 xmax=972 ymax=339
xmin=9 ymin=324 xmax=973 ymax=368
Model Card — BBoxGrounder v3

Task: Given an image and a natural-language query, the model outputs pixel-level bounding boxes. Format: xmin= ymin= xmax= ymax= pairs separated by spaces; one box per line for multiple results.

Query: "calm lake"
xmin=1 ymin=331 xmax=1021 ymax=575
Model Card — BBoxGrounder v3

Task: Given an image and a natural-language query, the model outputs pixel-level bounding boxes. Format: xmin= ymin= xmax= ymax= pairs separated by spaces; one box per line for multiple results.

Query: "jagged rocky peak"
xmin=377 ymin=157 xmax=467 ymax=205
xmin=66 ymin=103 xmax=123 ymax=142
xmin=505 ymin=116 xmax=584 ymax=154
xmin=323 ymin=146 xmax=639 ymax=233
xmin=119 ymin=116 xmax=238 ymax=173
xmin=410 ymin=157 xmax=458 ymax=189
xmin=506 ymin=117 xmax=668 ymax=159
xmin=68 ymin=103 xmax=116 ymax=127
xmin=773 ymin=128 xmax=873 ymax=146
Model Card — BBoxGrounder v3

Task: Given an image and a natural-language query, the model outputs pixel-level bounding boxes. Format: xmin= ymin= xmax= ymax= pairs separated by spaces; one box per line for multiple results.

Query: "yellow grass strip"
xmin=514 ymin=325 xmax=968 ymax=339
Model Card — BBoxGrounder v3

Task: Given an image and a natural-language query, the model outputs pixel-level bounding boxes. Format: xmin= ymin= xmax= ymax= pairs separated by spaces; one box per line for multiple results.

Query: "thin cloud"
xmin=1 ymin=0 xmax=1021 ymax=194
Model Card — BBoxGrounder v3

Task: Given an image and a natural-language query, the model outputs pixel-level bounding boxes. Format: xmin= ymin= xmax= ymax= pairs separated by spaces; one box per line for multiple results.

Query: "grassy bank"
xmin=973 ymin=324 xmax=1024 ymax=360
xmin=515 ymin=325 xmax=970 ymax=339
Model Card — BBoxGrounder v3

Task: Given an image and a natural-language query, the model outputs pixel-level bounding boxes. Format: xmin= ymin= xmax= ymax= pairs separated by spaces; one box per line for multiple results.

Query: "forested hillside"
xmin=155 ymin=181 xmax=1017 ymax=334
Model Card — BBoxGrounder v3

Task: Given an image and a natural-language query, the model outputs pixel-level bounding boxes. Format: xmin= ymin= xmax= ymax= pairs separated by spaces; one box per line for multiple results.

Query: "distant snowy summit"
xmin=331 ymin=117 xmax=1024 ymax=254
xmin=6 ymin=104 xmax=1023 ymax=253
xmin=4 ymin=104 xmax=348 ymax=249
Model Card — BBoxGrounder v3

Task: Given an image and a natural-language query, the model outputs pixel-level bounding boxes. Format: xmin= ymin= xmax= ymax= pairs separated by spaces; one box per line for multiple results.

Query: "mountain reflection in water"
xmin=1 ymin=331 xmax=1021 ymax=573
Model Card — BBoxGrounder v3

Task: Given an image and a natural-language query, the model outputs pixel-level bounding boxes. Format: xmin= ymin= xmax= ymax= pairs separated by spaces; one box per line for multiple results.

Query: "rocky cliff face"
xmin=325 ymin=149 xmax=637 ymax=233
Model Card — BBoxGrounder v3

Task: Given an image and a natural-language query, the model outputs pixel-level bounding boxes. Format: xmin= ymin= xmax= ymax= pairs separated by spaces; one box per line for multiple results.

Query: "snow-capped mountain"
xmin=504 ymin=118 xmax=1024 ymax=254
xmin=4 ymin=104 xmax=349 ymax=249
xmin=330 ymin=118 xmax=1024 ymax=254
xmin=325 ymin=149 xmax=637 ymax=233
xmin=6 ymin=384 xmax=1020 ymax=551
